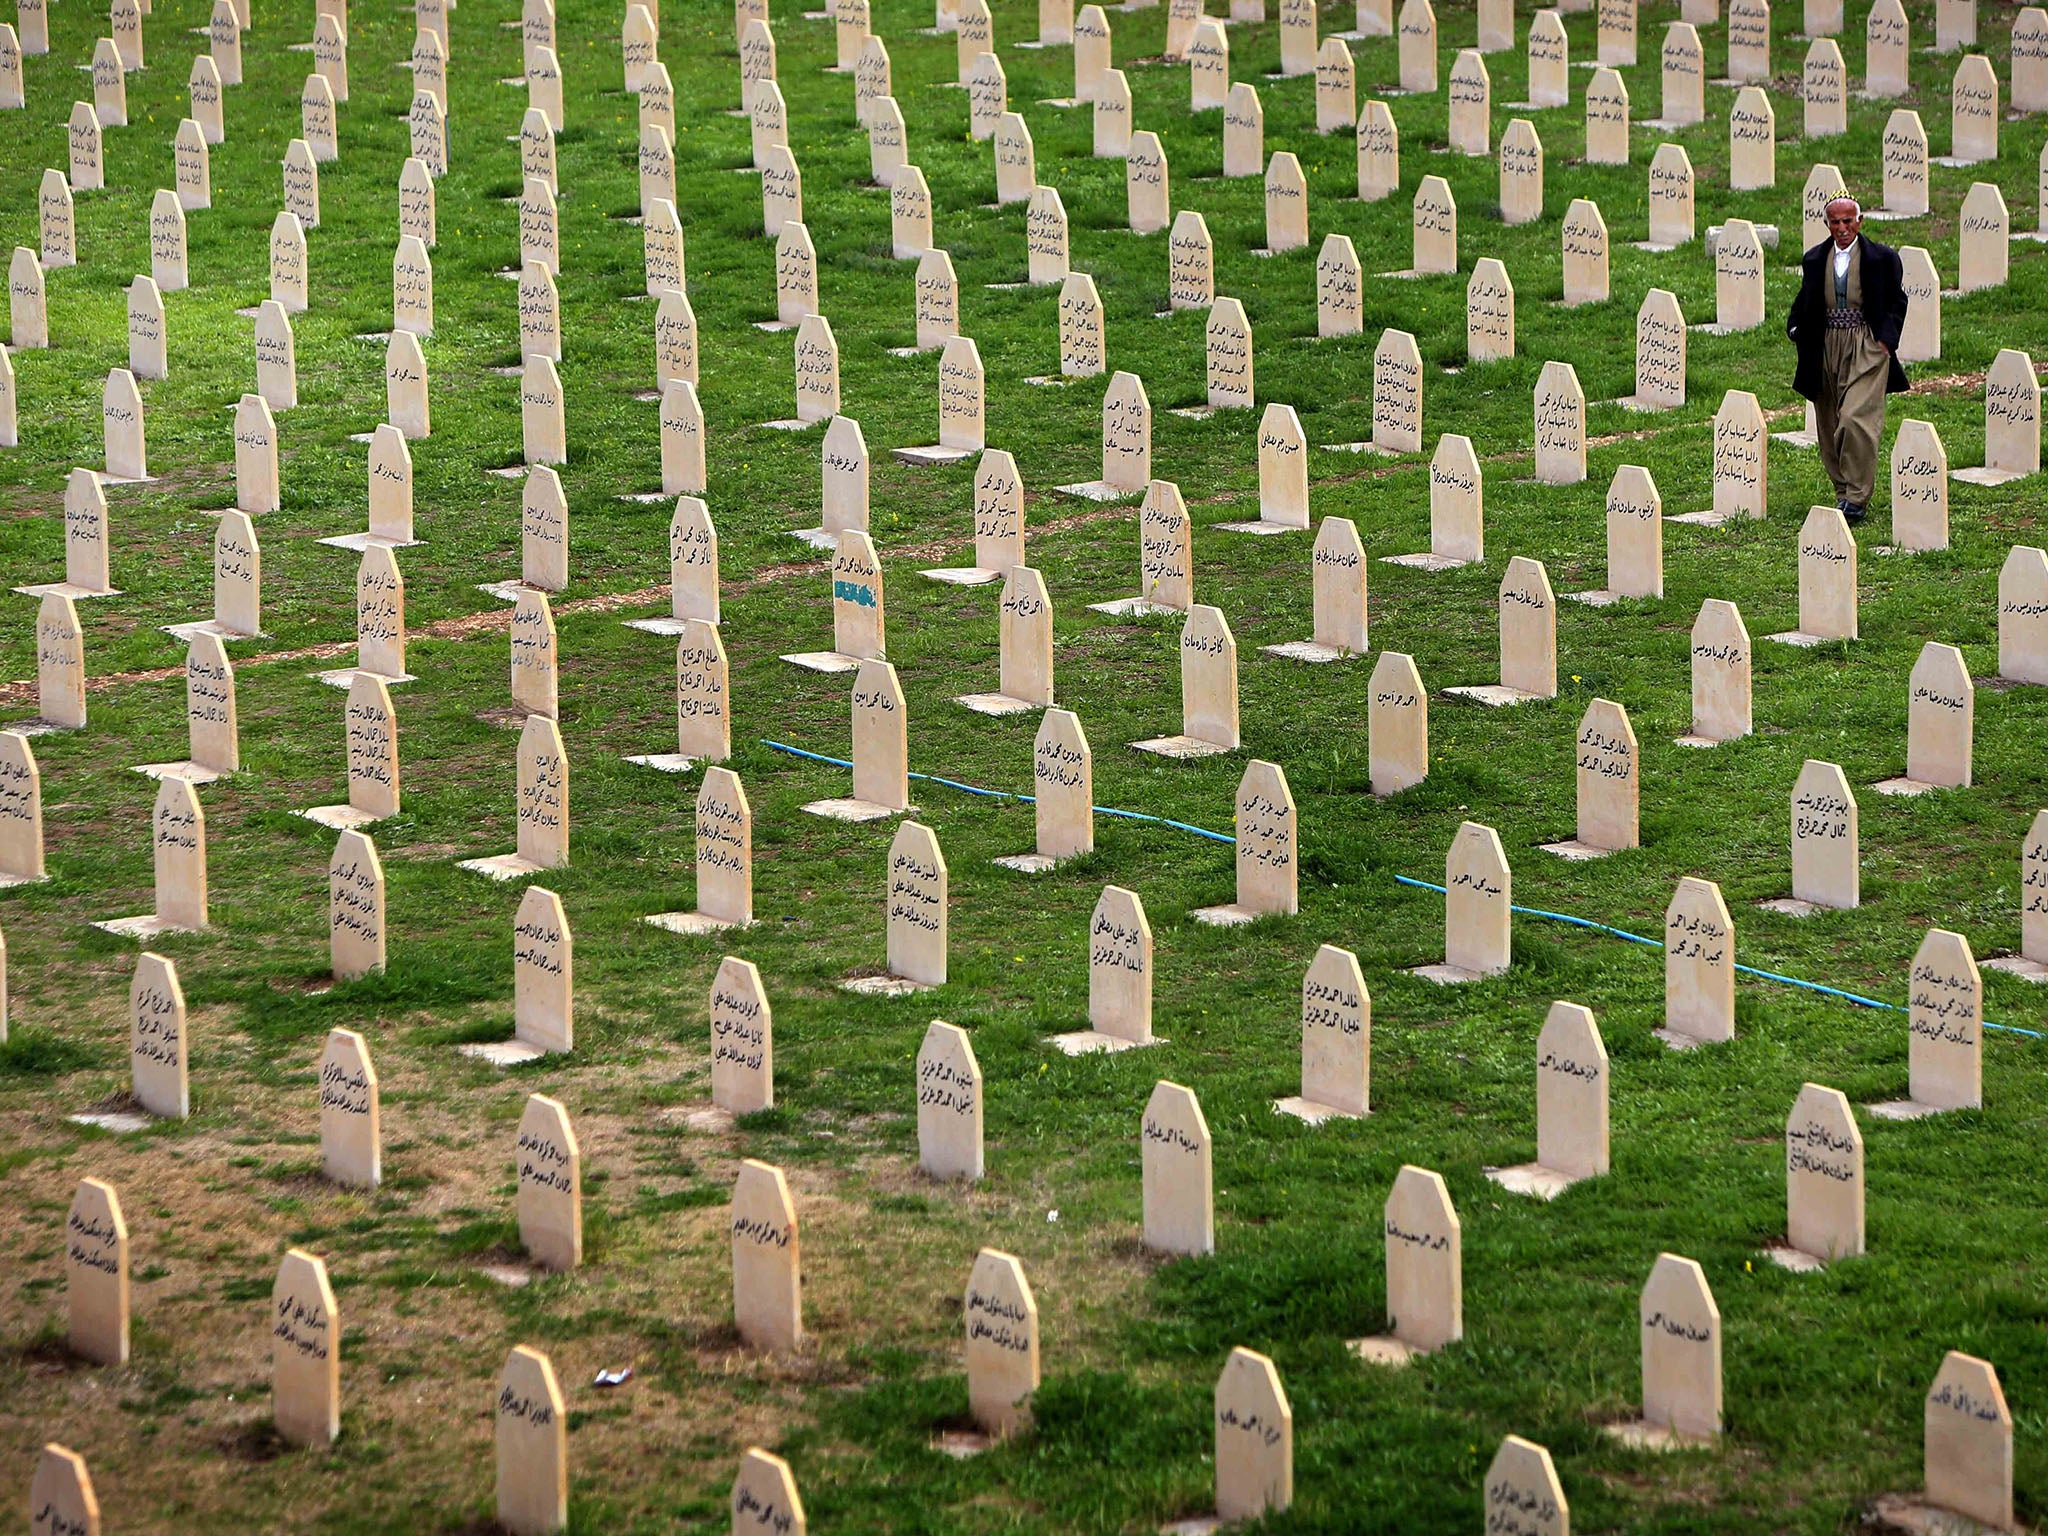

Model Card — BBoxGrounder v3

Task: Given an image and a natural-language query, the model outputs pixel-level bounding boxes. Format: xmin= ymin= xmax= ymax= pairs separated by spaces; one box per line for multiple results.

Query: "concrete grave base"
xmin=801 ymin=797 xmax=907 ymax=822
xmin=931 ymin=1430 xmax=993 ymax=1459
xmin=841 ymin=973 xmax=936 ymax=996
xmin=760 ymin=417 xmax=825 ymax=432
xmin=161 ymin=619 xmax=262 ymax=643
xmin=1411 ymin=962 xmax=1487 ymax=984
xmin=1446 ymin=684 xmax=1544 ymax=706
xmin=1273 ymin=1095 xmax=1366 ymax=1125
xmin=13 ymin=581 xmax=122 ymax=600
xmin=70 ymin=1106 xmax=155 ymax=1134
xmin=1867 ymin=1098 xmax=1953 ymax=1121
xmin=1348 ymin=1336 xmax=1419 ymax=1368
xmin=1089 ymin=596 xmax=1183 ymax=616
xmin=132 ymin=760 xmax=228 ymax=785
xmin=1603 ymin=1421 xmax=1714 ymax=1452
xmin=1485 ymin=1163 xmax=1579 ymax=1200
xmin=622 ymin=616 xmax=696 ymax=635
xmin=92 ymin=913 xmax=202 ymax=939
xmin=893 ymin=444 xmax=976 ymax=466
xmin=1022 ymin=374 xmax=1077 ymax=387
xmin=456 ymin=852 xmax=552 ymax=880
xmin=1758 ymin=897 xmax=1832 ymax=917
xmin=1382 ymin=551 xmax=1472 ymax=570
xmin=1654 ymin=1028 xmax=1714 ymax=1051
xmin=458 ymin=1039 xmax=548 ymax=1066
xmin=1766 ymin=630 xmax=1840 ymax=648
xmin=782 ymin=527 xmax=836 ymax=550
xmin=1674 ymin=734 xmax=1724 ymax=749
xmin=1952 ymin=466 xmax=2031 ymax=486
xmin=921 ymin=566 xmax=1003 ymax=585
xmin=993 ymin=852 xmax=1059 ymax=873
xmin=1048 ymin=1030 xmax=1160 ymax=1056
xmin=1214 ymin=519 xmax=1303 ymax=535
xmin=1159 ymin=1518 xmax=1227 ymax=1536
xmin=624 ymin=752 xmax=705 ymax=773
xmin=1865 ymin=1492 xmax=2010 ymax=1535
xmin=297 ymin=804 xmax=385 ymax=831
xmin=1871 ymin=776 xmax=1946 ymax=797
xmin=616 ymin=491 xmax=671 ymax=503
xmin=1763 ymin=1243 xmax=1826 ymax=1273
xmin=1564 ymin=589 xmax=1622 ymax=607
xmin=1130 ymin=734 xmax=1234 ymax=758
xmin=781 ymin=650 xmax=864 ymax=674
xmin=643 ymin=910 xmax=745 ymax=935
xmin=1169 ymin=405 xmax=1218 ymax=420
xmin=477 ymin=1263 xmax=535 ymax=1287
xmin=1539 ymin=839 xmax=1617 ymax=861
xmin=476 ymin=578 xmax=540 ymax=603
xmin=315 ymin=532 xmax=421 ymax=551
xmin=1614 ymin=395 xmax=1680 ymax=413
xmin=1190 ymin=903 xmax=1262 ymax=927
xmin=0 ymin=871 xmax=48 ymax=890
xmin=1772 ymin=427 xmax=1820 ymax=447
xmin=956 ymin=692 xmax=1042 ymax=716
xmin=1055 ymin=480 xmax=1141 ymax=502
xmin=1982 ymin=954 xmax=2048 ymax=981
xmin=1667 ymin=509 xmax=1735 ymax=526
xmin=1323 ymin=438 xmax=1400 ymax=454
xmin=313 ymin=667 xmax=416 ymax=689
xmin=1263 ymin=640 xmax=1359 ymax=663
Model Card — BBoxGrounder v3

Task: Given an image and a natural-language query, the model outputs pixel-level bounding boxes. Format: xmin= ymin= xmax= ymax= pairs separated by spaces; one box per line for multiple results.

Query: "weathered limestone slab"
xmin=732 ymin=1159 xmax=801 ymax=1352
xmin=272 ymin=1249 xmax=340 ymax=1446
xmin=66 ymin=1177 xmax=128 ymax=1365
xmin=1141 ymin=1081 xmax=1212 ymax=1253
xmin=1662 ymin=876 xmax=1735 ymax=1046
xmin=917 ymin=1019 xmax=982 ymax=1178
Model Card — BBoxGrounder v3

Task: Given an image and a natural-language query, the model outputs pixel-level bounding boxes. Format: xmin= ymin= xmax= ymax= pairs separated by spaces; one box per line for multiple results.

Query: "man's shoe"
xmin=1843 ymin=503 xmax=1867 ymax=524
xmin=1836 ymin=497 xmax=1852 ymax=513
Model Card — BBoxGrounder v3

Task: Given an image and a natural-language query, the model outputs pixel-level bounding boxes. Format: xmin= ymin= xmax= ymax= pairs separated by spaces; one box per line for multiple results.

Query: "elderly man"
xmin=1786 ymin=194 xmax=1910 ymax=524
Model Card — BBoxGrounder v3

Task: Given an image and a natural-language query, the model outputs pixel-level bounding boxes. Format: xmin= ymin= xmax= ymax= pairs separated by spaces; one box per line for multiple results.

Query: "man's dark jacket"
xmin=1786 ymin=233 xmax=1911 ymax=402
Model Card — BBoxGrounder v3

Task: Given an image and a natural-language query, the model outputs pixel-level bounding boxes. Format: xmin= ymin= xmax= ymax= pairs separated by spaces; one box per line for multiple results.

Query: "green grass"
xmin=3 ymin=0 xmax=2048 ymax=1531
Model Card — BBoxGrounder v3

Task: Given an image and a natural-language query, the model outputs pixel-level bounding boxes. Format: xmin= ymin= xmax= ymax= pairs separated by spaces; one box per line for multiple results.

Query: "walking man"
xmin=1786 ymin=193 xmax=1910 ymax=524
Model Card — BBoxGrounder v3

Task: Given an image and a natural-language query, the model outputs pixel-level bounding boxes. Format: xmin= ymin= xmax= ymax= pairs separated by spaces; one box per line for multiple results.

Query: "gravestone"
xmin=162 ymin=633 xmax=240 ymax=783
xmin=414 ymin=30 xmax=447 ymax=114
xmin=254 ymin=302 xmax=296 ymax=411
xmin=1441 ymin=821 xmax=1510 ymax=975
xmin=732 ymin=1160 xmax=801 ymax=1352
xmin=738 ymin=16 xmax=773 ymax=107
xmin=1017 ymin=708 xmax=1093 ymax=866
xmin=1782 ymin=760 xmax=1859 ymax=911
xmin=512 ymin=887 xmax=573 ymax=1054
xmin=1657 ymin=22 xmax=1704 ymax=125
xmin=1599 ymin=0 xmax=1636 ymax=63
xmin=1924 ymin=1354 xmax=2013 ymax=1530
xmin=35 ymin=592 xmax=83 ymax=730
xmin=502 ymin=714 xmax=571 ymax=872
xmin=1410 ymin=176 xmax=1457 ymax=274
xmin=1263 ymin=152 xmax=1308 ymax=252
xmin=674 ymin=621 xmax=731 ymax=766
xmin=1784 ymin=1082 xmax=1862 ymax=1263
xmin=1955 ymin=349 xmax=2041 ymax=484
xmin=1526 ymin=8 xmax=1568 ymax=105
xmin=1088 ymin=885 xmax=1153 ymax=1045
xmin=787 ymin=315 xmax=844 ymax=427
xmin=392 ymin=236 xmax=432 ymax=337
xmin=1251 ymin=402 xmax=1304 ymax=522
xmin=1500 ymin=119 xmax=1543 ymax=225
xmin=232 ymin=394 xmax=278 ymax=515
xmin=891 ymin=167 xmax=932 ymax=258
xmin=8 ymin=248 xmax=45 ymax=351
xmin=1647 ymin=143 xmax=1695 ymax=246
xmin=917 ymin=1019 xmax=982 ymax=1179
xmin=1685 ymin=600 xmax=1751 ymax=744
xmin=965 ymin=1250 xmax=1038 ymax=1436
xmin=643 ymin=201 xmax=681 ymax=297
xmin=386 ymin=333 xmax=428 ymax=438
xmin=1094 ymin=69 xmax=1131 ymax=157
xmin=1467 ymin=259 xmax=1514 ymax=362
xmin=1368 ymin=651 xmax=1428 ymax=795
xmin=176 ymin=119 xmax=211 ymax=209
xmin=1397 ymin=0 xmax=1436 ymax=91
xmin=1639 ymin=1255 xmax=1721 ymax=1439
xmin=1768 ymin=504 xmax=1861 ymax=644
xmin=1664 ymin=877 xmax=1735 ymax=1045
xmin=1317 ymin=233 xmax=1363 ymax=336
xmin=519 ymin=264 xmax=560 ymax=364
xmin=1272 ymin=515 xmax=1369 ymax=658
xmin=128 ymin=279 xmax=167 ymax=383
xmin=313 ymin=12 xmax=346 ymax=102
xmin=1484 ymin=1440 xmax=1567 ymax=1536
xmin=1449 ymin=50 xmax=1489 ymax=154
xmin=1999 ymin=546 xmax=2048 ymax=687
xmin=653 ymin=289 xmax=698 ymax=393
xmin=66 ymin=1177 xmax=128 ymax=1365
xmin=844 ymin=659 xmax=909 ymax=816
xmin=57 ymin=469 xmax=114 ymax=596
xmin=1726 ymin=0 xmax=1771 ymax=79
xmin=1900 ymin=642 xmax=1974 ymax=789
xmin=2016 ymin=6 xmax=2048 ymax=110
xmin=1318 ymin=36 xmax=1356 ymax=131
xmin=495 ymin=1347 xmax=567 ymax=1536
xmin=1275 ymin=944 xmax=1369 ymax=1121
xmin=327 ymin=836 xmax=384 ymax=983
xmin=1372 ymin=329 xmax=1423 ymax=451
xmin=1601 ymin=464 xmax=1663 ymax=598
xmin=0 ymin=733 xmax=46 ymax=886
xmin=1059 ymin=273 xmax=1105 ymax=378
xmin=510 ymin=590 xmax=557 ymax=719
xmin=1224 ymin=84 xmax=1263 ymax=177
xmin=1280 ymin=0 xmax=1316 ymax=73
xmin=1169 ymin=211 xmax=1213 ymax=310
xmin=301 ymin=75 xmax=337 ymax=162
xmin=1132 ymin=605 xmax=1239 ymax=755
xmin=1027 ymin=185 xmax=1069 ymax=284
xmin=40 ymin=171 xmax=75 ymax=270
xmin=1628 ymin=289 xmax=1686 ymax=408
xmin=1897 ymin=927 xmax=1981 ymax=1112
xmin=1127 ymin=132 xmax=1169 ymax=234
xmin=103 ymin=368 xmax=148 ymax=480
xmin=994 ymin=113 xmax=1034 ymax=203
xmin=1562 ymin=698 xmax=1638 ymax=854
xmin=661 ymin=381 xmax=704 ymax=494
xmin=1536 ymin=1002 xmax=1609 ymax=1182
xmin=1357 ymin=99 xmax=1399 ymax=200
xmin=1102 ymin=372 xmax=1151 ymax=492
xmin=1533 ymin=362 xmax=1586 ymax=483
xmin=519 ymin=181 xmax=559 ymax=278
xmin=1188 ymin=20 xmax=1228 ymax=112
xmin=748 ymin=76 xmax=787 ymax=171
xmin=1891 ymin=419 xmax=1948 ymax=551
xmin=1803 ymin=38 xmax=1846 ymax=137
xmin=1866 ymin=0 xmax=1908 ymax=92
xmin=1196 ymin=759 xmax=1297 ymax=921
xmin=710 ymin=956 xmax=771 ymax=1112
xmin=1880 ymin=112 xmax=1929 ymax=219
xmin=1958 ymin=182 xmax=2008 ymax=293
xmin=760 ymin=144 xmax=802 ymax=237
xmin=731 ymin=1450 xmax=805 ymax=1536
xmin=1585 ymin=67 xmax=1630 ymax=164
xmin=1141 ymin=1081 xmax=1213 ymax=1254
xmin=639 ymin=127 xmax=674 ymax=215
xmin=1948 ymin=54 xmax=1997 ymax=163
xmin=1704 ymin=390 xmax=1767 ymax=520
xmin=408 ymin=90 xmax=446 ymax=177
xmin=1713 ymin=218 xmax=1764 ymax=331
xmin=1215 ymin=1349 xmax=1291 ymax=1520
xmin=149 ymin=191 xmax=186 ymax=293
xmin=68 ymin=102 xmax=103 ymax=191
xmin=1729 ymin=87 xmax=1775 ymax=190
xmin=520 ymin=356 xmax=565 ymax=466
xmin=130 ymin=951 xmax=188 ymax=1117
xmin=28 ymin=1448 xmax=98 ymax=1536
xmin=272 ymin=1249 xmax=340 ymax=1447
xmin=1074 ymin=5 xmax=1110 ymax=100
xmin=956 ymin=0 xmax=993 ymax=77
xmin=521 ymin=468 xmax=567 ymax=592
xmin=914 ymin=249 xmax=958 ymax=353
xmin=1375 ymin=1166 xmax=1461 ymax=1356
xmin=208 ymin=0 xmax=238 ymax=83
